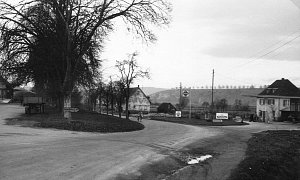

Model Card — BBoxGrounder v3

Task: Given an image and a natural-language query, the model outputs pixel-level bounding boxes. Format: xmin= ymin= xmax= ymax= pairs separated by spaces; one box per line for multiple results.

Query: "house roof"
xmin=258 ymin=78 xmax=300 ymax=97
xmin=158 ymin=103 xmax=176 ymax=109
xmin=129 ymin=86 xmax=151 ymax=103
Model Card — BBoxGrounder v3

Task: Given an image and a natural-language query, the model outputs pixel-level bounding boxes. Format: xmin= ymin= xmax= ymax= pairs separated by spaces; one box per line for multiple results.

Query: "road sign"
xmin=175 ymin=111 xmax=181 ymax=117
xmin=182 ymin=90 xmax=189 ymax=97
xmin=64 ymin=107 xmax=79 ymax=112
xmin=216 ymin=113 xmax=228 ymax=120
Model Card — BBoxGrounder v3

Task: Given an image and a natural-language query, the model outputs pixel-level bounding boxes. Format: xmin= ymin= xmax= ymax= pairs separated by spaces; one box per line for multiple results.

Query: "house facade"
xmin=256 ymin=78 xmax=300 ymax=122
xmin=123 ymin=86 xmax=151 ymax=113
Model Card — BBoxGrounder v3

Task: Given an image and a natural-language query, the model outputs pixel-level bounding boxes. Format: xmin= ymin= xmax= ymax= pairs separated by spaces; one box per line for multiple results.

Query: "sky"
xmin=102 ymin=0 xmax=300 ymax=89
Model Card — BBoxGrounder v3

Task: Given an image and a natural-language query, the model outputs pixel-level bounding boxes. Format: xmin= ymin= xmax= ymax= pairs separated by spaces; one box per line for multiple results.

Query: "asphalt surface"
xmin=0 ymin=104 xmax=221 ymax=180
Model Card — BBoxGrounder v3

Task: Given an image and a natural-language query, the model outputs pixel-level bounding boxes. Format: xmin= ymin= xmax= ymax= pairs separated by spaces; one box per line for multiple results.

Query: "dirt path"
xmin=174 ymin=122 xmax=300 ymax=180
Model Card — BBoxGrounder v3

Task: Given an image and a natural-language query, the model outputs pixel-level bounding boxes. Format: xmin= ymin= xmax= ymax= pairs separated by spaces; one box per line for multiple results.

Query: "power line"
xmin=232 ymin=30 xmax=300 ymax=69
xmin=255 ymin=34 xmax=300 ymax=59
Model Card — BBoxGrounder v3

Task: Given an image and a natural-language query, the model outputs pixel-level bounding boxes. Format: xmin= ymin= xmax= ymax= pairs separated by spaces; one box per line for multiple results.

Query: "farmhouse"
xmin=256 ymin=78 xmax=300 ymax=122
xmin=124 ymin=86 xmax=151 ymax=113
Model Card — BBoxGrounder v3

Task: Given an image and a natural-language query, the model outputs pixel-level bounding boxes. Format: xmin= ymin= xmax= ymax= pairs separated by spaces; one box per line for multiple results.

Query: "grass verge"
xmin=228 ymin=130 xmax=300 ymax=180
xmin=149 ymin=117 xmax=248 ymax=126
xmin=5 ymin=111 xmax=144 ymax=133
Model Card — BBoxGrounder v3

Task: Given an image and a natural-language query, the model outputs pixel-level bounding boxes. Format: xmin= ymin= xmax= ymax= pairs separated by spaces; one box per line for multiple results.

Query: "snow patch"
xmin=187 ymin=155 xmax=212 ymax=165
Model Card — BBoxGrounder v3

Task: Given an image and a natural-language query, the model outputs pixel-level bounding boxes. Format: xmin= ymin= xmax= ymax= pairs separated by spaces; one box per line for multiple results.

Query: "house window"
xmin=297 ymin=103 xmax=300 ymax=112
xmin=291 ymin=103 xmax=295 ymax=111
xmin=267 ymin=99 xmax=274 ymax=105
xmin=259 ymin=99 xmax=265 ymax=105
xmin=283 ymin=99 xmax=290 ymax=107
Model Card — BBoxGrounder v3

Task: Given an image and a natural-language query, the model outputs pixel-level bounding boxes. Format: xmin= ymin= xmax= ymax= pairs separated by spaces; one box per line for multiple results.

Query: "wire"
xmin=232 ymin=30 xmax=300 ymax=69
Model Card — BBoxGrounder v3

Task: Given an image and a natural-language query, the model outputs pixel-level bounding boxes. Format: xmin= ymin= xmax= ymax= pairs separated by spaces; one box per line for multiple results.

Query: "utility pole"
xmin=189 ymin=87 xmax=192 ymax=119
xmin=179 ymin=82 xmax=182 ymax=110
xmin=211 ymin=69 xmax=214 ymax=116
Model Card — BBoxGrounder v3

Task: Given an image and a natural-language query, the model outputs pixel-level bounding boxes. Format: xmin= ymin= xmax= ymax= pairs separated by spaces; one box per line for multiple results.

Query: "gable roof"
xmin=258 ymin=78 xmax=300 ymax=97
xmin=158 ymin=103 xmax=176 ymax=109
xmin=129 ymin=86 xmax=151 ymax=103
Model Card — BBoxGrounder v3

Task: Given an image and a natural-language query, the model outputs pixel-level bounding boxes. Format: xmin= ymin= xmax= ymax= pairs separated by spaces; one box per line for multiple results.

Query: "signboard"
xmin=216 ymin=113 xmax=228 ymax=120
xmin=175 ymin=111 xmax=182 ymax=117
xmin=182 ymin=90 xmax=189 ymax=97
xmin=64 ymin=107 xmax=79 ymax=112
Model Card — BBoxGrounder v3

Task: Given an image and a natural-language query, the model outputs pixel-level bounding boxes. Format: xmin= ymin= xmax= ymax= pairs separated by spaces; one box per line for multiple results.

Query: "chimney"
xmin=281 ymin=78 xmax=285 ymax=80
xmin=138 ymin=85 xmax=139 ymax=88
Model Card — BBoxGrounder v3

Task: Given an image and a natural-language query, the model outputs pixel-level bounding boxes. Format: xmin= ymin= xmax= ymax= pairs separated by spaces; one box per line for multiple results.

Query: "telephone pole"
xmin=211 ymin=69 xmax=214 ymax=114
xmin=179 ymin=82 xmax=182 ymax=110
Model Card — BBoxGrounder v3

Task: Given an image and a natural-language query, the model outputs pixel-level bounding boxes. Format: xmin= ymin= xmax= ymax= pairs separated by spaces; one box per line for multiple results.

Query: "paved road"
xmin=0 ymin=104 xmax=221 ymax=180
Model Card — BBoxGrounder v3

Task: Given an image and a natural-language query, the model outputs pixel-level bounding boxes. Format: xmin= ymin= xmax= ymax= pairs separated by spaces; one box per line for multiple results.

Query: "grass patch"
xmin=228 ymin=130 xmax=300 ymax=180
xmin=5 ymin=111 xmax=144 ymax=133
xmin=150 ymin=117 xmax=248 ymax=126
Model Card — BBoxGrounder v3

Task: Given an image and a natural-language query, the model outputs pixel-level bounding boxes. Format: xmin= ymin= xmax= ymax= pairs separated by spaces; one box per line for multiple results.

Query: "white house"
xmin=256 ymin=78 xmax=300 ymax=122
xmin=123 ymin=86 xmax=151 ymax=113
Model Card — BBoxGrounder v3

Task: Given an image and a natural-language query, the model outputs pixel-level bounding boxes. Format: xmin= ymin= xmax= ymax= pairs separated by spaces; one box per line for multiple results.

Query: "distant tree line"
xmin=176 ymin=85 xmax=268 ymax=90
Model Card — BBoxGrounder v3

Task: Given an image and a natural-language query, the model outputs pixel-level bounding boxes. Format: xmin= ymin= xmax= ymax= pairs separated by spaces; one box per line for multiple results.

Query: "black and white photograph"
xmin=0 ymin=0 xmax=300 ymax=179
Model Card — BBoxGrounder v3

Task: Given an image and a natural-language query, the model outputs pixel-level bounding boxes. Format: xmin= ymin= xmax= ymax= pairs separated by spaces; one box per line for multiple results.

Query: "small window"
xmin=297 ymin=103 xmax=300 ymax=112
xmin=267 ymin=99 xmax=274 ymax=105
xmin=283 ymin=100 xmax=290 ymax=107
xmin=259 ymin=99 xmax=265 ymax=105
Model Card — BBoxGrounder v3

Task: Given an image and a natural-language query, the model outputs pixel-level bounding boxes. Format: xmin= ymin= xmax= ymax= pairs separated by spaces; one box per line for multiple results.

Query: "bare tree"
xmin=116 ymin=52 xmax=150 ymax=120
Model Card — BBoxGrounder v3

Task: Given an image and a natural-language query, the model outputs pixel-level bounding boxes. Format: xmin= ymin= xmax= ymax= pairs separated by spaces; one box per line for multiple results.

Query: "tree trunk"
xmin=125 ymin=87 xmax=129 ymax=120
xmin=63 ymin=93 xmax=72 ymax=119
xmin=118 ymin=105 xmax=122 ymax=118
xmin=99 ymin=94 xmax=102 ymax=114
xmin=106 ymin=92 xmax=109 ymax=115
xmin=57 ymin=94 xmax=64 ymax=113
xmin=111 ymin=97 xmax=114 ymax=116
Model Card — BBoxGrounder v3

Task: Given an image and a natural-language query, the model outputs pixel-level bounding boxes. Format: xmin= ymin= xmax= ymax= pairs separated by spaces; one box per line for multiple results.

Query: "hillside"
xmin=149 ymin=88 xmax=264 ymax=106
xmin=140 ymin=87 xmax=167 ymax=96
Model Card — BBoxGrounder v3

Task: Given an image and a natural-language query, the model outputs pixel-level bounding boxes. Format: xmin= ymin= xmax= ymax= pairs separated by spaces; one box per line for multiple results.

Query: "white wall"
xmin=124 ymin=89 xmax=151 ymax=112
xmin=257 ymin=98 xmax=290 ymax=121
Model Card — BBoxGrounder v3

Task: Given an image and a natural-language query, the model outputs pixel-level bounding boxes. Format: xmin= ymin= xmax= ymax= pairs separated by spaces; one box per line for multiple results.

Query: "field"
xmin=228 ymin=130 xmax=300 ymax=180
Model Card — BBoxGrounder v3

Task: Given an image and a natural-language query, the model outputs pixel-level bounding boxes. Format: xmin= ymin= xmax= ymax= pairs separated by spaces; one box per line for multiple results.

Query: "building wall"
xmin=256 ymin=97 xmax=291 ymax=121
xmin=124 ymin=89 xmax=150 ymax=112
